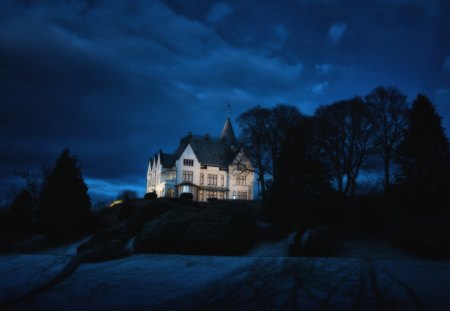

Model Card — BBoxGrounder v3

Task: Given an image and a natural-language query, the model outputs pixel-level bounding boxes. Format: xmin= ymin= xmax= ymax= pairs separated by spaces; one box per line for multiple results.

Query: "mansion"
xmin=146 ymin=118 xmax=254 ymax=201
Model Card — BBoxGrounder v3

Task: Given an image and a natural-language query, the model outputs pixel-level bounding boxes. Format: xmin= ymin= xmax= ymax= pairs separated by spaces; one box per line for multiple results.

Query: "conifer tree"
xmin=396 ymin=94 xmax=450 ymax=196
xmin=38 ymin=149 xmax=92 ymax=240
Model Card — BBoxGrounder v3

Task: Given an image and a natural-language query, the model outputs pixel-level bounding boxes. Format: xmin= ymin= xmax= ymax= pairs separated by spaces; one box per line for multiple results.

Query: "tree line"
xmin=0 ymin=149 xmax=96 ymax=245
xmin=237 ymin=86 xmax=450 ymax=203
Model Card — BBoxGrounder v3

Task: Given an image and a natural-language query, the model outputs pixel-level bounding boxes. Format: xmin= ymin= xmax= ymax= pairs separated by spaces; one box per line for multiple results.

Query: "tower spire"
xmin=220 ymin=114 xmax=237 ymax=146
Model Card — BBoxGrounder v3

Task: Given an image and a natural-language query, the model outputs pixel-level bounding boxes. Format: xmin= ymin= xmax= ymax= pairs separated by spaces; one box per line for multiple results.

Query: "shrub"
xmin=117 ymin=201 xmax=136 ymax=222
xmin=133 ymin=208 xmax=199 ymax=253
xmin=134 ymin=202 xmax=257 ymax=255
xmin=390 ymin=210 xmax=450 ymax=258
xmin=290 ymin=225 xmax=339 ymax=257
xmin=180 ymin=192 xmax=193 ymax=201
xmin=144 ymin=192 xmax=157 ymax=200
xmin=184 ymin=206 xmax=256 ymax=255
xmin=8 ymin=190 xmax=33 ymax=236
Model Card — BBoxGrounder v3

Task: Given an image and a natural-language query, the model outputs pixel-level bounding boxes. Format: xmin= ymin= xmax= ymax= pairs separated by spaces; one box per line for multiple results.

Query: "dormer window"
xmin=183 ymin=159 xmax=194 ymax=166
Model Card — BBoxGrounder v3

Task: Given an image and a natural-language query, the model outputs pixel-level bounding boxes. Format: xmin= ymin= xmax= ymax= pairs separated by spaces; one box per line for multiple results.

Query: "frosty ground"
xmin=1 ymin=237 xmax=449 ymax=310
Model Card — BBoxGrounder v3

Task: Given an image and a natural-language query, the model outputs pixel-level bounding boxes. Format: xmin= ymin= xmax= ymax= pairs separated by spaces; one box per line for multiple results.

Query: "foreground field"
xmin=1 ymin=241 xmax=449 ymax=310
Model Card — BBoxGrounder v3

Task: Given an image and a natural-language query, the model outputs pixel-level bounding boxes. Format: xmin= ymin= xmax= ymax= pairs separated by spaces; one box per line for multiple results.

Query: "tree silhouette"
xmin=315 ymin=97 xmax=376 ymax=195
xmin=5 ymin=189 xmax=34 ymax=239
xmin=366 ymin=86 xmax=408 ymax=191
xmin=274 ymin=116 xmax=332 ymax=203
xmin=38 ymin=149 xmax=93 ymax=240
xmin=396 ymin=94 xmax=450 ymax=197
xmin=237 ymin=104 xmax=303 ymax=200
xmin=237 ymin=106 xmax=272 ymax=199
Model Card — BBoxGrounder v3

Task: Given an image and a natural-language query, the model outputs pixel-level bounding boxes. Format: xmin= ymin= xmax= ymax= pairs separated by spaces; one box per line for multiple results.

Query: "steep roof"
xmin=153 ymin=118 xmax=239 ymax=169
xmin=175 ymin=134 xmax=235 ymax=168
xmin=220 ymin=117 xmax=237 ymax=146
xmin=160 ymin=153 xmax=177 ymax=168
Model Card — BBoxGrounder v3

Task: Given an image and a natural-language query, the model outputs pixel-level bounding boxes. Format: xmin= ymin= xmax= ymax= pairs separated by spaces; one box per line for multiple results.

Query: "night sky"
xmin=1 ymin=0 xmax=450 ymax=202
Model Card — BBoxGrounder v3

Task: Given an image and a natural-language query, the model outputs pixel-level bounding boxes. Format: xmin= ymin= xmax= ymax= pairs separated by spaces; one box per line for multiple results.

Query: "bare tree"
xmin=366 ymin=86 xmax=408 ymax=191
xmin=267 ymin=104 xmax=303 ymax=184
xmin=237 ymin=104 xmax=303 ymax=200
xmin=237 ymin=106 xmax=272 ymax=199
xmin=315 ymin=97 xmax=376 ymax=195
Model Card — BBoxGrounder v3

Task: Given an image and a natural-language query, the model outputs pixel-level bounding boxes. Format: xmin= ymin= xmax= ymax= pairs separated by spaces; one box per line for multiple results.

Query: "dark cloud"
xmin=1 ymin=0 xmax=449 ymax=201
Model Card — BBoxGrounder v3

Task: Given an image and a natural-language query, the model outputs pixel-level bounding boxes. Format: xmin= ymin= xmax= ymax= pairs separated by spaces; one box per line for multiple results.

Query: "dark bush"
xmin=390 ymin=210 xmax=450 ymax=258
xmin=134 ymin=202 xmax=257 ymax=255
xmin=117 ymin=200 xmax=136 ymax=222
xmin=144 ymin=192 xmax=157 ymax=200
xmin=133 ymin=208 xmax=199 ymax=253
xmin=79 ymin=200 xmax=175 ymax=256
xmin=180 ymin=192 xmax=193 ymax=201
xmin=8 ymin=190 xmax=34 ymax=236
xmin=185 ymin=206 xmax=256 ymax=255
xmin=290 ymin=225 xmax=339 ymax=257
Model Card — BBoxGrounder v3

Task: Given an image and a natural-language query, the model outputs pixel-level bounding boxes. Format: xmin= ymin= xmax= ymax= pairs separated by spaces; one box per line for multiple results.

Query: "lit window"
xmin=206 ymin=191 xmax=217 ymax=199
xmin=182 ymin=185 xmax=190 ymax=193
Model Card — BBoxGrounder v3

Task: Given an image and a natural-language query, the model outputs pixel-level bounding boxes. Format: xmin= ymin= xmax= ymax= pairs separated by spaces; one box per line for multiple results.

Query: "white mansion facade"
xmin=146 ymin=118 xmax=254 ymax=201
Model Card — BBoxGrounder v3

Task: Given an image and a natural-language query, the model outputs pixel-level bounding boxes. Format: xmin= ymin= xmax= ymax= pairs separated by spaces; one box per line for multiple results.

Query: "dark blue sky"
xmin=1 ymin=0 xmax=449 ymax=202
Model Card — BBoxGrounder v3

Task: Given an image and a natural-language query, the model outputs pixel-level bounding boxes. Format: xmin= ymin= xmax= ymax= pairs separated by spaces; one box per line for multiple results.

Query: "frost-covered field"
xmin=1 ymin=241 xmax=450 ymax=310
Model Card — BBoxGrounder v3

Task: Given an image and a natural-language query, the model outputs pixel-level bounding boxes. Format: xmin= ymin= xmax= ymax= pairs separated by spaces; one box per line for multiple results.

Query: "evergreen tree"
xmin=38 ymin=149 xmax=93 ymax=240
xmin=396 ymin=94 xmax=450 ymax=197
xmin=6 ymin=189 xmax=34 ymax=238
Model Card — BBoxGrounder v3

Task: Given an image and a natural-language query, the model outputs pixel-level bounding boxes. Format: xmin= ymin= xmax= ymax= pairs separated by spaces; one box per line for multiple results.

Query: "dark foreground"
xmin=1 ymin=246 xmax=449 ymax=311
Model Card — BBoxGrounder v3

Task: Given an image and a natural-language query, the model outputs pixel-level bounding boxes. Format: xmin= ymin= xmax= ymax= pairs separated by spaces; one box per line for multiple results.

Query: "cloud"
xmin=315 ymin=63 xmax=334 ymax=75
xmin=206 ymin=2 xmax=233 ymax=25
xmin=312 ymin=81 xmax=329 ymax=95
xmin=1 ymin=0 xmax=449 ymax=201
xmin=271 ymin=24 xmax=289 ymax=49
xmin=328 ymin=22 xmax=347 ymax=43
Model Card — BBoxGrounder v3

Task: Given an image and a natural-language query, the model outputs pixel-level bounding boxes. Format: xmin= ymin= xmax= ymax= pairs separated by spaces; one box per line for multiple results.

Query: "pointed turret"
xmin=220 ymin=117 xmax=237 ymax=146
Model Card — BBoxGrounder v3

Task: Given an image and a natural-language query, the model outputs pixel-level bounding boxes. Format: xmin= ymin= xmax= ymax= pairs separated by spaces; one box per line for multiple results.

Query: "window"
xmin=206 ymin=191 xmax=217 ymax=199
xmin=207 ymin=174 xmax=217 ymax=186
xmin=221 ymin=175 xmax=224 ymax=187
xmin=219 ymin=192 xmax=224 ymax=200
xmin=183 ymin=159 xmax=194 ymax=166
xmin=236 ymin=175 xmax=246 ymax=186
xmin=237 ymin=191 xmax=247 ymax=200
xmin=232 ymin=191 xmax=236 ymax=200
xmin=200 ymin=173 xmax=204 ymax=185
xmin=182 ymin=170 xmax=193 ymax=182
